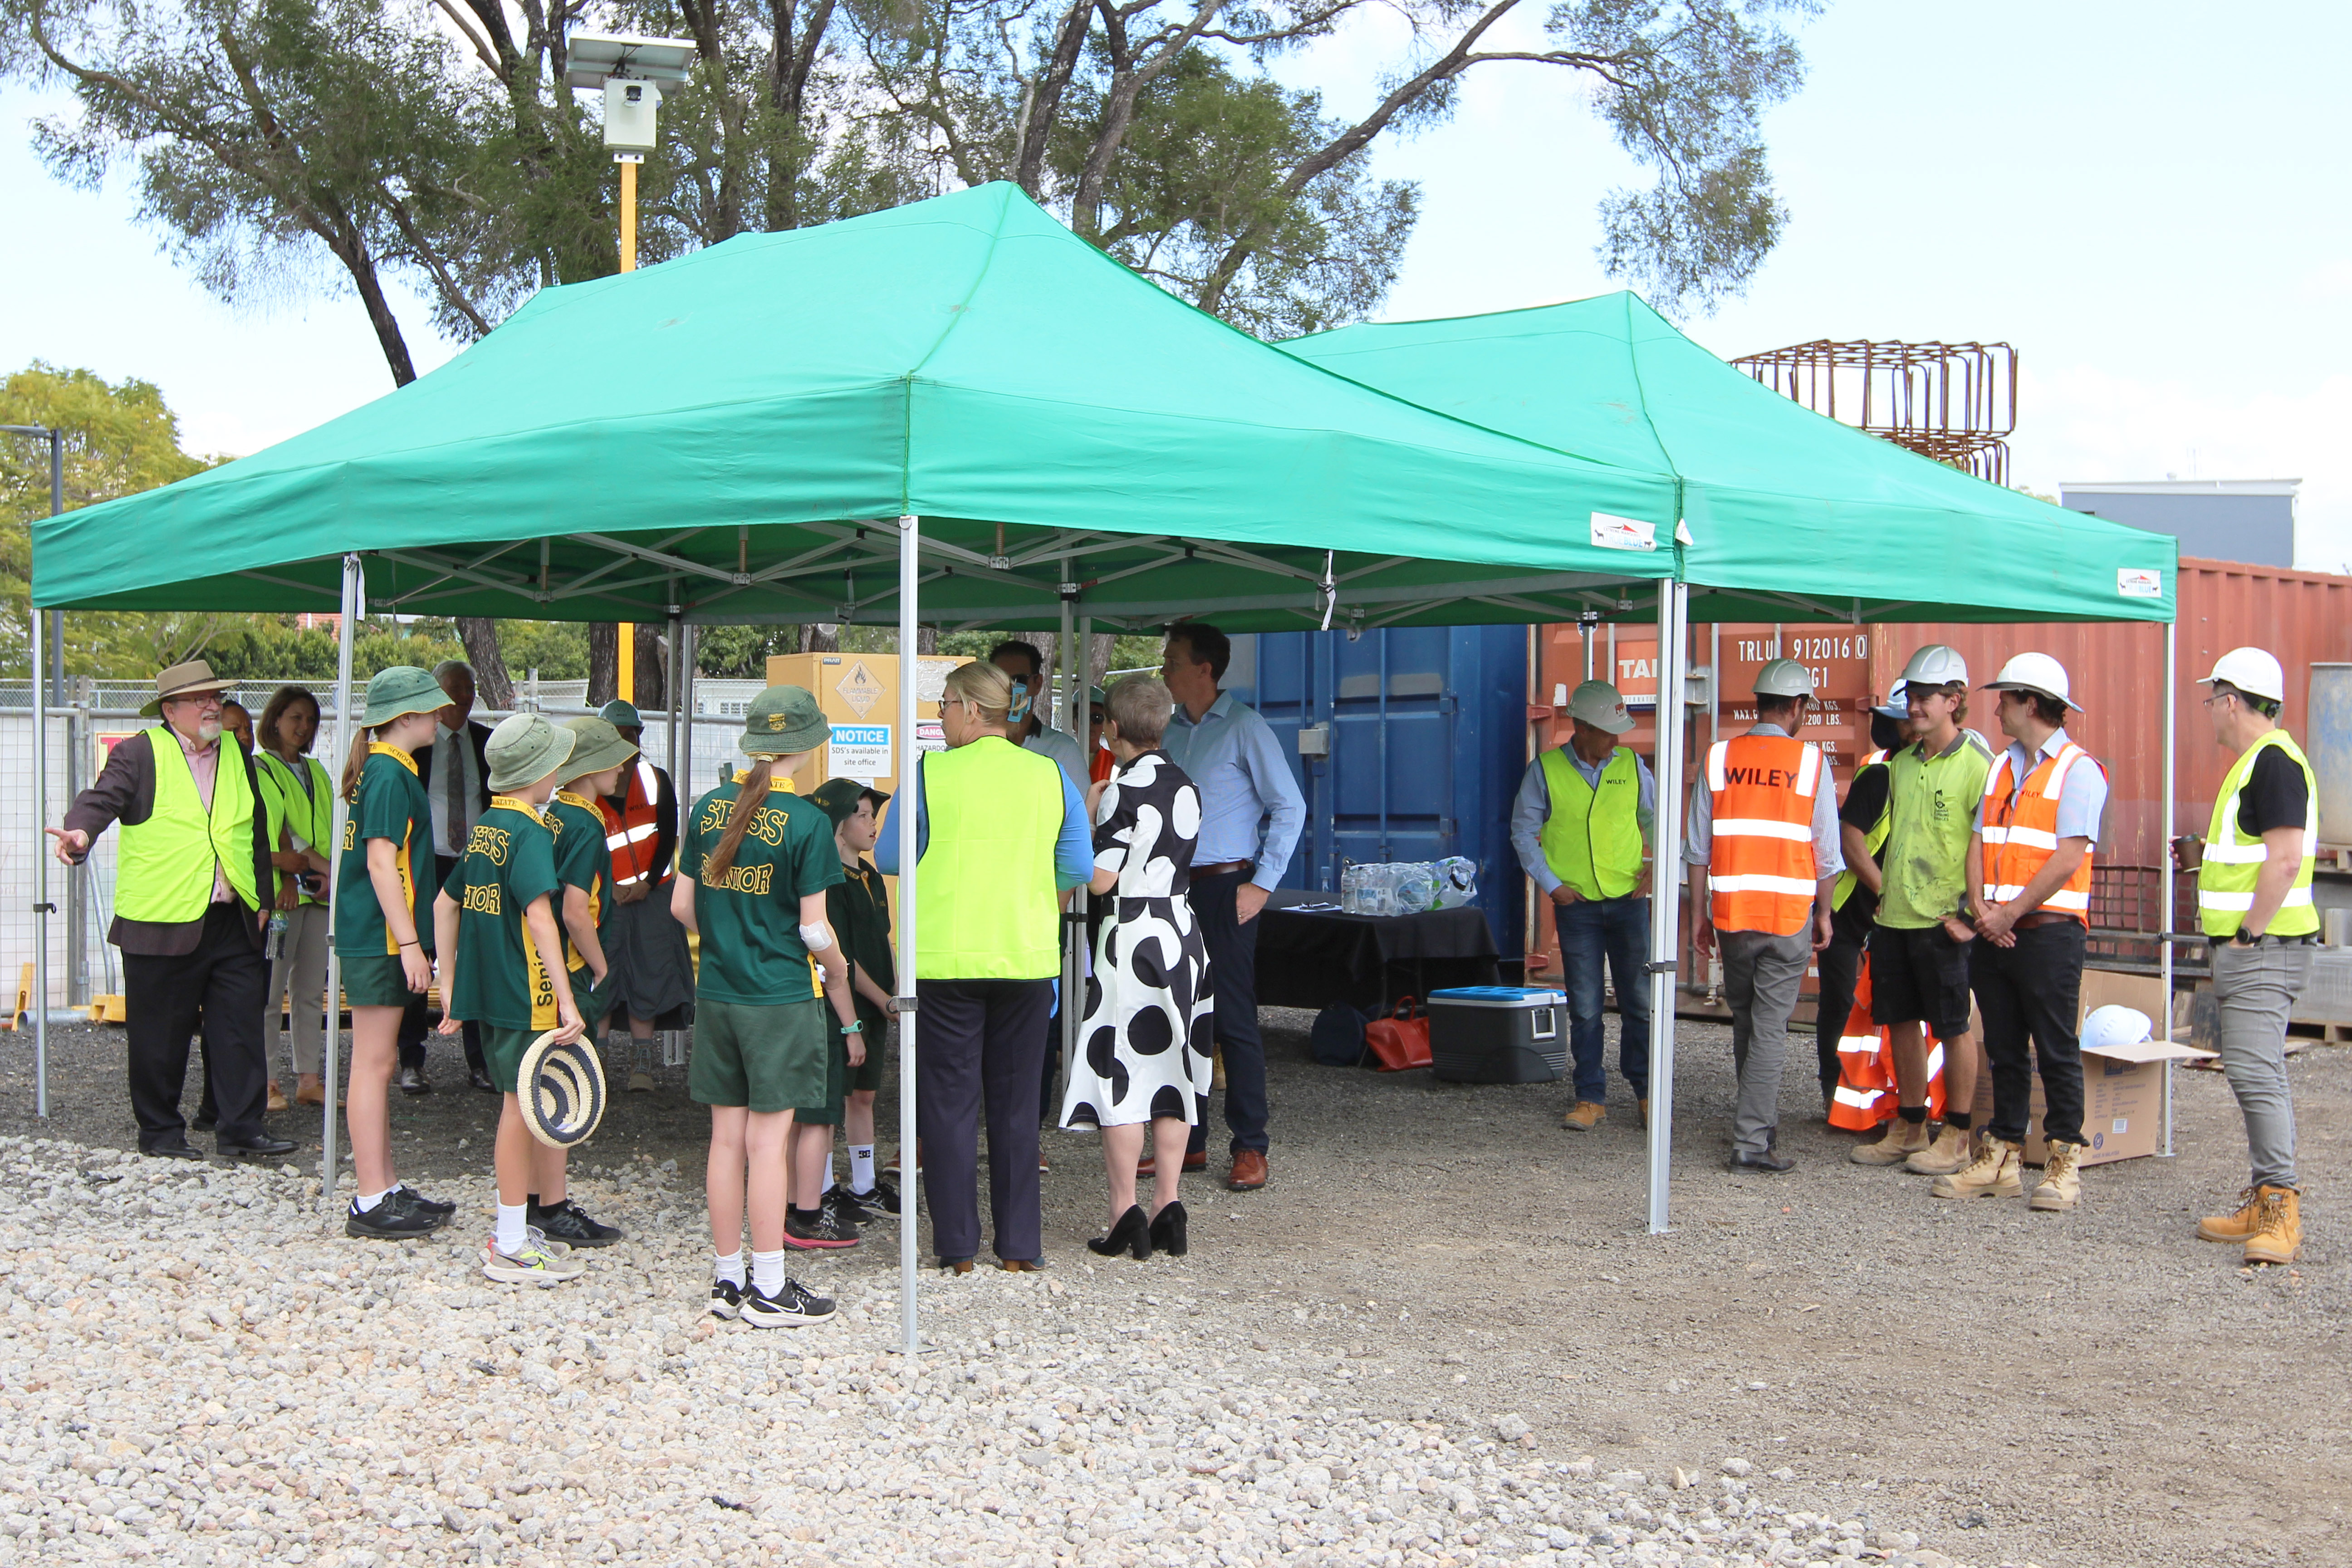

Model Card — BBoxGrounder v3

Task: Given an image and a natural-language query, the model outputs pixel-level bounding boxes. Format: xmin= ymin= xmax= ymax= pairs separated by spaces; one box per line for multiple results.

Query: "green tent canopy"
xmin=1281 ymin=293 xmax=2178 ymax=626
xmin=31 ymin=183 xmax=1688 ymax=632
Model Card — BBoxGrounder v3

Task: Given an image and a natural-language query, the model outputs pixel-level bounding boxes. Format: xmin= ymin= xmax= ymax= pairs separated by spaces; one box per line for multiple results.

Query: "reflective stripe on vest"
xmin=1705 ymin=734 xmax=1822 ymax=936
xmin=257 ymin=751 xmax=332 ymax=905
xmin=116 ymin=730 xmax=260 ymax=923
xmin=604 ymin=758 xmax=666 ymax=887
xmin=1828 ymin=952 xmax=1948 ymax=1130
xmin=1536 ymin=746 xmax=1643 ymax=902
xmin=1979 ymin=742 xmax=2099 ymax=921
xmin=2198 ymin=729 xmax=2319 ymax=936
xmin=1831 ymin=751 xmax=1892 ymax=913
xmin=913 ymin=737 xmax=1063 ymax=980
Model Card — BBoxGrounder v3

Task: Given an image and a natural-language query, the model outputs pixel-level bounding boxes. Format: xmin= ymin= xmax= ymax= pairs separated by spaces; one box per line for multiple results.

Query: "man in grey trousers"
xmin=1686 ymin=659 xmax=1843 ymax=1172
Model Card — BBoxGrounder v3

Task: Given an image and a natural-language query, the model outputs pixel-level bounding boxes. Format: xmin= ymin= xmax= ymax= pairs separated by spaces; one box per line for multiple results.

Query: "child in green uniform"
xmin=809 ymin=778 xmax=900 ymax=1220
xmin=431 ymin=714 xmax=591 ymax=1285
xmin=333 ymin=666 xmax=459 ymax=1240
xmin=671 ymin=686 xmax=860 ymax=1328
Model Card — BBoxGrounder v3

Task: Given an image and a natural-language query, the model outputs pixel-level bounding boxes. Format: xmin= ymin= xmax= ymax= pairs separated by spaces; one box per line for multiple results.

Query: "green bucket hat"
xmin=740 ymin=685 xmax=830 ymax=756
xmin=360 ymin=665 xmax=450 ymax=728
xmin=558 ymin=716 xmax=639 ymax=781
xmin=485 ymin=712 xmax=577 ymax=794
xmin=598 ymin=699 xmax=643 ymax=729
xmin=808 ymin=777 xmax=889 ymax=826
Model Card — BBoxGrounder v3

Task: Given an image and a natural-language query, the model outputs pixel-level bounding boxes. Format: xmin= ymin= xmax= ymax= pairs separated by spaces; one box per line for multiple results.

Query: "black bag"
xmin=1310 ymin=1002 xmax=1372 ymax=1067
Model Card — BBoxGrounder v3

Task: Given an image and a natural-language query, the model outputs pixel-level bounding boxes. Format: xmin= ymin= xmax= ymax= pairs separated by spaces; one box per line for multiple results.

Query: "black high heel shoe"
xmin=1087 ymin=1205 xmax=1152 ymax=1259
xmin=1148 ymin=1201 xmax=1188 ymax=1257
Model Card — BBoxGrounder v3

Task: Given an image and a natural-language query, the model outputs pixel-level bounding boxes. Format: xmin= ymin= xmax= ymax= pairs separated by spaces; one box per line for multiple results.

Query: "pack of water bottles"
xmin=1339 ymin=857 xmax=1478 ymax=916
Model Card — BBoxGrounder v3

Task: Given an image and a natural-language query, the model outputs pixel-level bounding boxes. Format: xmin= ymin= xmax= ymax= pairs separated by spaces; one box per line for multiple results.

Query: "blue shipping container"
xmin=1223 ymin=626 xmax=1529 ymax=959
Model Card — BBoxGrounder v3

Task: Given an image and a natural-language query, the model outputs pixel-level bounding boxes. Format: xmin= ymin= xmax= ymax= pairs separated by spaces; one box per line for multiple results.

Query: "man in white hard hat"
xmin=1687 ymin=658 xmax=1843 ymax=1173
xmin=1510 ymin=679 xmax=1656 ymax=1131
xmin=1851 ymin=646 xmax=1993 ymax=1175
xmin=1935 ymin=653 xmax=2108 ymax=1213
xmin=1814 ymin=688 xmax=1911 ymax=1114
xmin=2179 ymin=647 xmax=2317 ymax=1265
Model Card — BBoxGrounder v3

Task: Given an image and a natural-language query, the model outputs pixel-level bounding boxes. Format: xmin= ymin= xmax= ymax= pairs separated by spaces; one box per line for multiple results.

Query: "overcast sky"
xmin=5 ymin=0 xmax=2348 ymax=568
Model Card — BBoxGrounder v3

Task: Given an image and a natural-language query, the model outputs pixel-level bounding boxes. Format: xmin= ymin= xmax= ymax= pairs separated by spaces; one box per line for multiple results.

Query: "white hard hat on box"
xmin=1753 ymin=657 xmax=1816 ymax=699
xmin=2081 ymin=1004 xmax=2153 ymax=1052
xmin=1899 ymin=644 xmax=1969 ymax=688
xmin=2197 ymin=647 xmax=2287 ymax=706
xmin=1982 ymin=652 xmax=2081 ymax=712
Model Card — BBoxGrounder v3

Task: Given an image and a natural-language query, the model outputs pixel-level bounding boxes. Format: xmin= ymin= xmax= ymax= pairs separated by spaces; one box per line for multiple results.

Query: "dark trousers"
xmin=917 ymin=977 xmax=1053 ymax=1264
xmin=124 ymin=904 xmax=269 ymax=1148
xmin=1187 ymin=868 xmax=1269 ymax=1157
xmin=1555 ymin=894 xmax=1651 ymax=1102
xmin=1814 ymin=926 xmax=1866 ymax=1102
xmin=1972 ymin=920 xmax=2087 ymax=1147
xmin=399 ymin=853 xmax=483 ymax=1074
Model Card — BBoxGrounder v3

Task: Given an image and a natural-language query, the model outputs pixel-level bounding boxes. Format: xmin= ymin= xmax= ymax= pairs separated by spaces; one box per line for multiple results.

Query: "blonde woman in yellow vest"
xmin=2179 ymin=649 xmax=2318 ymax=1265
xmin=1509 ymin=680 xmax=1655 ymax=1133
xmin=875 ymin=660 xmax=1095 ymax=1272
xmin=254 ymin=687 xmax=336 ymax=1108
xmin=49 ymin=661 xmax=291 ymax=1161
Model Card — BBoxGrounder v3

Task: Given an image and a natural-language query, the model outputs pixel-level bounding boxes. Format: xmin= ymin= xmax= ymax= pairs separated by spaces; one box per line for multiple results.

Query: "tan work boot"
xmin=1561 ymin=1101 xmax=1606 ymax=1131
xmin=1930 ymin=1134 xmax=2022 ymax=1200
xmin=2242 ymin=1185 xmax=2302 ymax=1265
xmin=1849 ymin=1116 xmax=1930 ymax=1166
xmin=2030 ymin=1139 xmax=2085 ymax=1211
xmin=1904 ymin=1123 xmax=1973 ymax=1176
xmin=2197 ymin=1186 xmax=2265 ymax=1243
xmin=1637 ymin=1098 xmax=1650 ymax=1126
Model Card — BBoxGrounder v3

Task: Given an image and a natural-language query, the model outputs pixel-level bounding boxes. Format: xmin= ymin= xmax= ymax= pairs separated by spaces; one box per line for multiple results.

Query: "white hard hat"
xmin=1982 ymin=651 xmax=2081 ymax=712
xmin=1873 ymin=682 xmax=1909 ymax=720
xmin=1900 ymin=644 xmax=1969 ymax=688
xmin=2197 ymin=647 xmax=2287 ymax=706
xmin=1754 ymin=657 xmax=1816 ymax=699
xmin=2081 ymin=1004 xmax=2153 ymax=1052
xmin=1565 ymin=679 xmax=1635 ymax=735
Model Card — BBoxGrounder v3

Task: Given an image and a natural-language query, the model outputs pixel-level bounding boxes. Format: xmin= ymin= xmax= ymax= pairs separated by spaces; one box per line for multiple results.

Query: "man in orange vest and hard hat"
xmin=2180 ymin=647 xmax=2318 ymax=1265
xmin=1687 ymin=657 xmax=1843 ymax=1173
xmin=1936 ymin=652 xmax=2108 ymax=1211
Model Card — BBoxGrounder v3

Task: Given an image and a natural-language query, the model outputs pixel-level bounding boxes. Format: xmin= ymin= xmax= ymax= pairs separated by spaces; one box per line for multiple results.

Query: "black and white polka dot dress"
xmin=1060 ymin=750 xmax=1216 ymax=1129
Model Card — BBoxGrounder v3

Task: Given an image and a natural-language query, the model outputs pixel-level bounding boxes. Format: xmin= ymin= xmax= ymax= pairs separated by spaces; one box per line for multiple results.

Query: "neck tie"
xmin=446 ymin=731 xmax=468 ymax=851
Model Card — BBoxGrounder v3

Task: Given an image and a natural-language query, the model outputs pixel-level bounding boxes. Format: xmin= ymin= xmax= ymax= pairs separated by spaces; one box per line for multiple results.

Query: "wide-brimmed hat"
xmin=139 ymin=659 xmax=238 ymax=717
xmin=558 ymin=716 xmax=639 ymax=780
xmin=358 ymin=665 xmax=449 ymax=728
xmin=809 ymin=776 xmax=889 ymax=825
xmin=598 ymin=699 xmax=643 ymax=729
xmin=517 ymin=1030 xmax=607 ymax=1148
xmin=740 ymin=685 xmax=830 ymax=756
xmin=485 ymin=712 xmax=577 ymax=793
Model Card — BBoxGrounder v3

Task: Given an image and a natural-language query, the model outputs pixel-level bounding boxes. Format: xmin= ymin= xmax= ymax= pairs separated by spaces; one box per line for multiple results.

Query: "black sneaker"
xmin=821 ymin=1182 xmax=872 ymax=1225
xmin=347 ymin=1193 xmax=440 ymax=1240
xmin=708 ymin=1278 xmax=745 ymax=1321
xmin=846 ymin=1177 xmax=900 ymax=1220
xmin=741 ymin=1278 xmax=835 ymax=1327
xmin=529 ymin=1199 xmax=625 ymax=1248
xmin=784 ymin=1206 xmax=859 ymax=1250
xmin=394 ymin=1184 xmax=456 ymax=1220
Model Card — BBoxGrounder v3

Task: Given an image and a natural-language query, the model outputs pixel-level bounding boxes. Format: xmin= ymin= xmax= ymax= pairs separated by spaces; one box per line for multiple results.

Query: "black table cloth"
xmin=1253 ymin=889 xmax=1501 ymax=1010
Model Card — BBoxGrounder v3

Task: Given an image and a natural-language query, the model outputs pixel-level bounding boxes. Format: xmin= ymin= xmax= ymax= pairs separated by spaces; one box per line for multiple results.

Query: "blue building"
xmin=2060 ymin=479 xmax=2299 ymax=568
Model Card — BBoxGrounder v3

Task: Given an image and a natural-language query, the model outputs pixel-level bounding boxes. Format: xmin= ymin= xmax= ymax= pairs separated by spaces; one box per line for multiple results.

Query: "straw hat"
xmin=516 ymin=1030 xmax=608 ymax=1148
xmin=485 ymin=712 xmax=577 ymax=793
xmin=138 ymin=659 xmax=237 ymax=717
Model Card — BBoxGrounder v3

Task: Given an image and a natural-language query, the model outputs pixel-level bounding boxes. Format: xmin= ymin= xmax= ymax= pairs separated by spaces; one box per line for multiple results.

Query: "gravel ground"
xmin=1 ymin=1004 xmax=2345 ymax=1568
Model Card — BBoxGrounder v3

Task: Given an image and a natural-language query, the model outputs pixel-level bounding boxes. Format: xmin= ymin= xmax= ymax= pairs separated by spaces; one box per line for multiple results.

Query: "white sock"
xmin=825 ymin=1153 xmax=837 ymax=1192
xmin=751 ymin=1248 xmax=786 ymax=1297
xmin=495 ymin=1201 xmax=528 ymax=1254
xmin=849 ymin=1145 xmax=876 ymax=1195
xmin=354 ymin=1188 xmax=388 ymax=1214
xmin=714 ymin=1250 xmax=745 ymax=1288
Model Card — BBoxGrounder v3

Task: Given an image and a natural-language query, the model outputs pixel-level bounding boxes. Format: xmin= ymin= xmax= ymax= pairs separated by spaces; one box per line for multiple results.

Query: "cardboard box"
xmin=763 ymin=652 xmax=971 ymax=797
xmin=2024 ymin=969 xmax=2215 ymax=1166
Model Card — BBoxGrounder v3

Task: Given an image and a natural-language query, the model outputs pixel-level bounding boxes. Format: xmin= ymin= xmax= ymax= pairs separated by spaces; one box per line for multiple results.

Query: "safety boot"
xmin=2029 ymin=1139 xmax=2085 ymax=1211
xmin=2196 ymin=1186 xmax=2264 ymax=1244
xmin=1561 ymin=1101 xmax=1606 ymax=1132
xmin=1904 ymin=1123 xmax=1973 ymax=1176
xmin=2242 ymin=1186 xmax=2302 ymax=1266
xmin=1849 ymin=1116 xmax=1929 ymax=1166
xmin=1930 ymin=1134 xmax=2022 ymax=1200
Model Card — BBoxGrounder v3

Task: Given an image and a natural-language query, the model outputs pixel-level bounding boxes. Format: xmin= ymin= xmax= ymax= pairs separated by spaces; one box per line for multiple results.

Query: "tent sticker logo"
xmin=1590 ymin=512 xmax=1656 ymax=552
xmin=836 ymin=660 xmax=885 ymax=717
xmin=2117 ymin=568 xmax=2162 ymax=598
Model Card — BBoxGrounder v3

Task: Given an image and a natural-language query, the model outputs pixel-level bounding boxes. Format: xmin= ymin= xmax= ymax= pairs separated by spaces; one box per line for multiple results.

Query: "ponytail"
xmin=340 ymin=726 xmax=381 ymax=804
xmin=705 ymin=758 xmax=774 ymax=877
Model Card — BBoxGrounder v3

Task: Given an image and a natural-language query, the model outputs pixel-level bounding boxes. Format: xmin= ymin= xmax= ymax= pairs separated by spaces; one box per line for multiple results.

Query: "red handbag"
xmin=1364 ymin=995 xmax=1433 ymax=1072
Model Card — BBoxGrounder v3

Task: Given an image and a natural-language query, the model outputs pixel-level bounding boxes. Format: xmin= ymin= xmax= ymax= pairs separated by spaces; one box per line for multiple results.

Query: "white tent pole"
xmin=680 ymin=624 xmax=696 ymax=794
xmin=2160 ymin=617 xmax=2178 ymax=1156
xmin=322 ymin=553 xmax=363 ymax=1207
xmin=29 ymin=598 xmax=49 ymax=1117
xmin=897 ymin=515 xmax=921 ymax=1357
xmin=1646 ymin=578 xmax=1689 ymax=1235
xmin=1057 ymin=558 xmax=1077 ymax=1116
xmin=666 ymin=615 xmax=682 ymax=779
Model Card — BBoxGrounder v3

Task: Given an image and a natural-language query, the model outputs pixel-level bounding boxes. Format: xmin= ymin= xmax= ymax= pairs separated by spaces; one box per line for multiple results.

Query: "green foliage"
xmin=698 ymin=624 xmax=802 ymax=678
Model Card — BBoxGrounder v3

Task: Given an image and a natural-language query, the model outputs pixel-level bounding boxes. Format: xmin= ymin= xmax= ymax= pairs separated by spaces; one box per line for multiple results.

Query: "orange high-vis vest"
xmin=1828 ymin=952 xmax=1948 ymax=1131
xmin=1980 ymin=741 xmax=2101 ymax=923
xmin=602 ymin=759 xmax=667 ymax=889
xmin=1704 ymin=733 xmax=1824 ymax=936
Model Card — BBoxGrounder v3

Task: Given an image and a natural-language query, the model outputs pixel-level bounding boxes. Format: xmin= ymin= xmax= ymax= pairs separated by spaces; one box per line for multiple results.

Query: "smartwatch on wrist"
xmin=2232 ymin=926 xmax=2260 ymax=946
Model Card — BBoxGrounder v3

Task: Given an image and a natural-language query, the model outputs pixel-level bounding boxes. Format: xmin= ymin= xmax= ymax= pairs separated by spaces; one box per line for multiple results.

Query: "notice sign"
xmin=835 ymin=659 xmax=885 ymax=718
xmin=828 ymin=723 xmax=890 ymax=783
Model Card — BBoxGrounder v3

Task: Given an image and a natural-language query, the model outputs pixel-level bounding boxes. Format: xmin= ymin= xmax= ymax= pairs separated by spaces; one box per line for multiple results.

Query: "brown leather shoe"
xmin=941 ymin=1258 xmax=974 ymax=1275
xmin=295 ymin=1074 xmax=325 ymax=1107
xmin=1227 ymin=1150 xmax=1268 ymax=1191
xmin=265 ymin=1081 xmax=290 ymax=1113
xmin=1137 ymin=1151 xmax=1209 ymax=1177
xmin=998 ymin=1258 xmax=1046 ymax=1273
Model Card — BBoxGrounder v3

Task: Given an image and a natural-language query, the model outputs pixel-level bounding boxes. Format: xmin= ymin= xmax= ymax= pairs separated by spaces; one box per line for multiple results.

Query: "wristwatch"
xmin=841 ymin=1018 xmax=866 ymax=1034
xmin=2232 ymin=926 xmax=2262 ymax=946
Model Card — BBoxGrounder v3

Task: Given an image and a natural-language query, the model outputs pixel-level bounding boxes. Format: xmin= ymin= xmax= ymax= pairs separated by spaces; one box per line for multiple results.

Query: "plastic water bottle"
xmin=1392 ymin=862 xmax=1437 ymax=913
xmin=1435 ymin=856 xmax=1478 ymax=909
xmin=1359 ymin=863 xmax=1397 ymax=917
xmin=1340 ymin=864 xmax=1365 ymax=915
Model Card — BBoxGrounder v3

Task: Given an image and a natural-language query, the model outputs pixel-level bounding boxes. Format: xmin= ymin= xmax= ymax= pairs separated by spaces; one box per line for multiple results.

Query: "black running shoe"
xmin=784 ymin=1206 xmax=858 ymax=1250
xmin=394 ymin=1184 xmax=456 ymax=1220
xmin=820 ymin=1182 xmax=871 ymax=1225
xmin=347 ymin=1193 xmax=440 ymax=1240
xmin=708 ymin=1278 xmax=744 ymax=1321
xmin=528 ymin=1199 xmax=625 ymax=1248
xmin=847 ymin=1176 xmax=901 ymax=1220
xmin=741 ymin=1278 xmax=835 ymax=1327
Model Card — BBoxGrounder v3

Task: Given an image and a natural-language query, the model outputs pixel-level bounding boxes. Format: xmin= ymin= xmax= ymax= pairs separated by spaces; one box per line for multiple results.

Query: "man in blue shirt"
xmin=1157 ymin=622 xmax=1307 ymax=1191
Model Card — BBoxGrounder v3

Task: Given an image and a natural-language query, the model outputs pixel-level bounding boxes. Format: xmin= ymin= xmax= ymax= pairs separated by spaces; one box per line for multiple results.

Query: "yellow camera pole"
xmin=616 ymin=149 xmax=640 ymax=704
